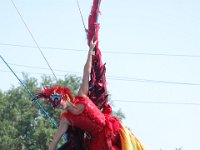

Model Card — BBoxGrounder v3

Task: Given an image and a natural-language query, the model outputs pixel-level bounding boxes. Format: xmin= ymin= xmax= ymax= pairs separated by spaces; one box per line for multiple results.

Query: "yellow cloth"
xmin=119 ymin=124 xmax=147 ymax=150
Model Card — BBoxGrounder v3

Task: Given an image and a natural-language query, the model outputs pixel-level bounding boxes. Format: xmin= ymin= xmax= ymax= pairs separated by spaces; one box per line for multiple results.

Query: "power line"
xmin=1 ymin=68 xmax=199 ymax=106
xmin=1 ymin=66 xmax=200 ymax=105
xmin=1 ymin=43 xmax=200 ymax=58
xmin=6 ymin=62 xmax=80 ymax=74
xmin=10 ymin=0 xmax=58 ymax=81
xmin=107 ymin=76 xmax=200 ymax=86
xmin=0 ymin=69 xmax=68 ymax=77
xmin=1 ymin=63 xmax=200 ymax=86
xmin=76 ymin=0 xmax=87 ymax=33
xmin=0 ymin=68 xmax=199 ymax=105
xmin=112 ymin=100 xmax=200 ymax=106
xmin=0 ymin=43 xmax=86 ymax=52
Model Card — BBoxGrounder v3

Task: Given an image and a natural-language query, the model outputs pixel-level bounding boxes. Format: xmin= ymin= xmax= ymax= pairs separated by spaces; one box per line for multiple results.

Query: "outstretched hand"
xmin=89 ymin=37 xmax=97 ymax=51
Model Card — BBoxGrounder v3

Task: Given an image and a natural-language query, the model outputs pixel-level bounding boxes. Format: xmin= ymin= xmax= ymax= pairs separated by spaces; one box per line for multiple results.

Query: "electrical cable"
xmin=1 ymin=43 xmax=200 ymax=58
xmin=1 ymin=66 xmax=200 ymax=86
xmin=10 ymin=0 xmax=58 ymax=81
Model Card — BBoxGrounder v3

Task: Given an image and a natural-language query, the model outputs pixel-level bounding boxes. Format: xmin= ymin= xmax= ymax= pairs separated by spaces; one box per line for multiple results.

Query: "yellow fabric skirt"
xmin=119 ymin=124 xmax=147 ymax=150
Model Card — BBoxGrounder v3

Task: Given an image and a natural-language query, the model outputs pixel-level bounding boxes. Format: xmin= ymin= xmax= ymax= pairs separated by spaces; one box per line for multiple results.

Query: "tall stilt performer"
xmin=36 ymin=0 xmax=147 ymax=149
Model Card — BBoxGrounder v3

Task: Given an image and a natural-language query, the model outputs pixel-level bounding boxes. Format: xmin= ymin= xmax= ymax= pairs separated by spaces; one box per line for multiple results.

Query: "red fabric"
xmin=87 ymin=0 xmax=108 ymax=110
xmin=60 ymin=96 xmax=121 ymax=150
xmin=88 ymin=0 xmax=101 ymax=46
xmin=102 ymin=104 xmax=112 ymax=115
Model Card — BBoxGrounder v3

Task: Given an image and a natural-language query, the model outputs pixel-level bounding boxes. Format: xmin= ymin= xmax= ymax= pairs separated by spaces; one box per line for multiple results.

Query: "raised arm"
xmin=77 ymin=39 xmax=96 ymax=97
xmin=49 ymin=118 xmax=69 ymax=150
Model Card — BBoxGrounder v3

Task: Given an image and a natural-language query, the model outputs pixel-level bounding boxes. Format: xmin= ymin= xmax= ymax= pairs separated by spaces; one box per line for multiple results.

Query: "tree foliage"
xmin=0 ymin=74 xmax=124 ymax=149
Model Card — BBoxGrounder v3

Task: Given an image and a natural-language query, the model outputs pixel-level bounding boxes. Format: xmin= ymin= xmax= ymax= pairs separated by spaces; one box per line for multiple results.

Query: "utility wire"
xmin=0 ymin=43 xmax=85 ymax=52
xmin=76 ymin=0 xmax=87 ymax=33
xmin=107 ymin=76 xmax=200 ymax=86
xmin=0 ymin=67 xmax=199 ymax=106
xmin=0 ymin=69 xmax=199 ymax=106
xmin=10 ymin=0 xmax=58 ymax=81
xmin=1 ymin=66 xmax=200 ymax=86
xmin=0 ymin=69 xmax=68 ymax=77
xmin=1 ymin=43 xmax=200 ymax=58
xmin=113 ymin=100 xmax=200 ymax=105
xmin=5 ymin=62 xmax=80 ymax=74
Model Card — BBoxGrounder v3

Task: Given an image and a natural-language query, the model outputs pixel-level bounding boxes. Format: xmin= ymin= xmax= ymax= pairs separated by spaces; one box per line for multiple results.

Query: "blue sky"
xmin=0 ymin=0 xmax=200 ymax=149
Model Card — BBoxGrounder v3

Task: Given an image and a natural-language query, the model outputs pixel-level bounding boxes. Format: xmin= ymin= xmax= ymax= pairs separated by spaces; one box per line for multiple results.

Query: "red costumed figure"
xmin=36 ymin=0 xmax=147 ymax=149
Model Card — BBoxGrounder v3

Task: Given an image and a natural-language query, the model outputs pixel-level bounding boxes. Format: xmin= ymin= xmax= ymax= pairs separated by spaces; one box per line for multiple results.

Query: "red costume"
xmin=60 ymin=96 xmax=121 ymax=150
xmin=37 ymin=86 xmax=146 ymax=150
xmin=60 ymin=96 xmax=146 ymax=150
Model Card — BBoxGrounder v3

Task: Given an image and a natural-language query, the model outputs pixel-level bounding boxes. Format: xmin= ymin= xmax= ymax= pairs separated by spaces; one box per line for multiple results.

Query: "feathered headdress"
xmin=36 ymin=86 xmax=73 ymax=108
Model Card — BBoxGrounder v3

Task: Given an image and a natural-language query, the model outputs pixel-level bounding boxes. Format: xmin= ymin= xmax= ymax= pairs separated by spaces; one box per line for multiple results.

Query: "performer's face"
xmin=56 ymin=99 xmax=68 ymax=110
